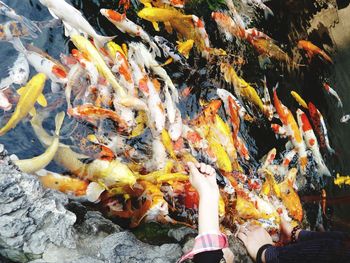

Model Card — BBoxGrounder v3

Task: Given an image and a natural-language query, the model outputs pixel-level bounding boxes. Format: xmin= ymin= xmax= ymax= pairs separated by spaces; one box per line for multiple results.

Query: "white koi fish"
xmin=0 ymin=52 xmax=29 ymax=89
xmin=0 ymin=0 xmax=40 ymax=34
xmin=38 ymin=0 xmax=114 ymax=46
xmin=341 ymin=114 xmax=350 ymax=123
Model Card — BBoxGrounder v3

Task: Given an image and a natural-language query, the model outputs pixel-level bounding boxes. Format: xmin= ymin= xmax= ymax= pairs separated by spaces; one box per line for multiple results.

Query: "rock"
xmin=168 ymin=227 xmax=196 ymax=242
xmin=0 ymin=146 xmax=182 ymax=263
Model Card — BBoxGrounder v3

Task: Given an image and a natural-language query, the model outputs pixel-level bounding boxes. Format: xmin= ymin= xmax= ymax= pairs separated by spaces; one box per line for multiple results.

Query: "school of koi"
xmin=0 ymin=0 xmax=347 ymax=238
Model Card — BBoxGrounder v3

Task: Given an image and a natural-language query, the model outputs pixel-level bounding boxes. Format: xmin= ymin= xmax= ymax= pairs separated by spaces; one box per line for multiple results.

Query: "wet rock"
xmin=0 ymin=146 xmax=182 ymax=263
xmin=168 ymin=227 xmax=196 ymax=242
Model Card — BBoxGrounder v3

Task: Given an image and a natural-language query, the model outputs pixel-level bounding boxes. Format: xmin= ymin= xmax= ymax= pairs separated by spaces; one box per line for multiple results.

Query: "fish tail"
xmin=0 ymin=76 xmax=13 ymax=90
xmin=317 ymin=163 xmax=331 ymax=177
xmin=327 ymin=146 xmax=335 ymax=155
xmin=10 ymin=38 xmax=27 ymax=54
xmin=150 ymin=41 xmax=161 ymax=57
xmin=94 ymin=35 xmax=117 ymax=48
xmin=54 ymin=112 xmax=65 ymax=136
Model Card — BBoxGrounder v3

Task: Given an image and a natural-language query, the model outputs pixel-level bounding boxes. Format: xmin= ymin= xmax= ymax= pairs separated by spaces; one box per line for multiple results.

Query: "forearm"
xmin=265 ymin=238 xmax=350 ymax=263
xmin=198 ymin=193 xmax=220 ymax=234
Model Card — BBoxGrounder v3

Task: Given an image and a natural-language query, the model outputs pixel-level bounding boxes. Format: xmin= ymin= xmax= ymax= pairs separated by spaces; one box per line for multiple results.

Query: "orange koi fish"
xmin=298 ymin=40 xmax=333 ymax=64
xmin=68 ymin=104 xmax=128 ymax=132
xmin=273 ymin=88 xmax=307 ymax=173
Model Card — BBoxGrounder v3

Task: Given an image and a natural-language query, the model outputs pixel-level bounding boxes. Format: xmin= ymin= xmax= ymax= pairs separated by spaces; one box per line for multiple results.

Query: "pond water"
xmin=0 ymin=0 xmax=350 ymax=238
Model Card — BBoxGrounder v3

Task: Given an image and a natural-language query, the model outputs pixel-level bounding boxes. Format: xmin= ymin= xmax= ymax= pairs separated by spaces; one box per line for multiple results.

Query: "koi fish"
xmin=211 ymin=12 xmax=245 ymax=41
xmin=273 ymin=88 xmax=307 ymax=173
xmin=154 ymin=36 xmax=187 ymax=65
xmin=0 ymin=52 xmax=29 ymax=89
xmin=340 ymin=114 xmax=350 ymax=123
xmin=323 ymin=83 xmax=342 ymax=108
xmin=245 ymin=28 xmax=272 ymax=41
xmin=176 ymin=39 xmax=194 ymax=59
xmin=0 ymin=0 xmax=40 ymax=34
xmin=220 ymin=63 xmax=266 ymax=116
xmin=14 ymin=112 xmax=65 ymax=173
xmin=38 ymin=0 xmax=114 ymax=47
xmin=334 ymin=174 xmax=350 ymax=186
xmin=129 ymin=59 xmax=165 ymax=134
xmin=278 ymin=168 xmax=303 ymax=221
xmin=70 ymin=35 xmax=129 ymax=98
xmin=0 ymin=21 xmax=36 ymax=41
xmin=0 ymin=90 xmax=12 ymax=111
xmin=37 ymin=169 xmax=88 ymax=196
xmin=217 ymin=88 xmax=253 ymax=121
xmin=100 ymin=9 xmax=161 ymax=57
xmin=71 ymin=49 xmax=99 ymax=86
xmin=271 ymin=123 xmax=287 ymax=138
xmin=13 ymin=41 xmax=68 ymax=86
xmin=308 ymin=102 xmax=335 ymax=155
xmin=65 ymin=63 xmax=85 ymax=110
xmin=68 ymin=104 xmax=129 ymax=132
xmin=291 ymin=91 xmax=308 ymax=109
xmin=261 ymin=77 xmax=274 ymax=120
xmin=169 ymin=108 xmax=183 ymax=141
xmin=0 ymin=73 xmax=47 ymax=136
xmin=250 ymin=38 xmax=292 ymax=65
xmin=242 ymin=0 xmax=274 ymax=18
xmin=298 ymin=40 xmax=333 ymax=64
xmin=296 ymin=109 xmax=331 ymax=177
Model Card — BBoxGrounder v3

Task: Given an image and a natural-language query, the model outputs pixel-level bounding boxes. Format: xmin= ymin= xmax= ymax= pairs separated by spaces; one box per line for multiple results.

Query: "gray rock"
xmin=0 ymin=146 xmax=183 ymax=263
xmin=168 ymin=227 xmax=196 ymax=242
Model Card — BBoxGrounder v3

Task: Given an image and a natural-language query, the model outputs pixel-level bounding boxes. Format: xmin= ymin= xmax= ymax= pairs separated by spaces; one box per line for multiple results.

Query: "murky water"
xmin=0 ymin=0 xmax=350 ymax=235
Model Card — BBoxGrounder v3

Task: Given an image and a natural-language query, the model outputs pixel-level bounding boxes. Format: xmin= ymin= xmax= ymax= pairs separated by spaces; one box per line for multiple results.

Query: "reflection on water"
xmin=0 ymin=0 xmax=350 ymax=232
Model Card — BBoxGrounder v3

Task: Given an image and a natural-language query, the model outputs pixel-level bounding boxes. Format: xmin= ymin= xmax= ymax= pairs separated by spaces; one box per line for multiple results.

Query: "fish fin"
xmin=37 ymin=93 xmax=48 ymax=107
xmin=152 ymin=22 xmax=160 ymax=32
xmin=51 ymin=82 xmax=61 ymax=93
xmin=317 ymin=163 xmax=331 ymax=177
xmin=0 ymin=76 xmax=14 ymax=90
xmin=94 ymin=35 xmax=117 ymax=49
xmin=327 ymin=146 xmax=335 ymax=155
xmin=48 ymin=8 xmax=60 ymax=20
xmin=16 ymin=86 xmax=27 ymax=96
xmin=54 ymin=112 xmax=65 ymax=136
xmin=86 ymin=182 xmax=105 ymax=202
xmin=29 ymin=107 xmax=37 ymax=117
xmin=159 ymin=58 xmax=173 ymax=66
xmin=263 ymin=6 xmax=274 ymax=19
xmin=164 ymin=22 xmax=173 ymax=34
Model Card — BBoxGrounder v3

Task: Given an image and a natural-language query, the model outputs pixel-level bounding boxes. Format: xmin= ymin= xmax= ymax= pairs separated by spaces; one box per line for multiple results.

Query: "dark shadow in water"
xmin=337 ymin=0 xmax=350 ymax=9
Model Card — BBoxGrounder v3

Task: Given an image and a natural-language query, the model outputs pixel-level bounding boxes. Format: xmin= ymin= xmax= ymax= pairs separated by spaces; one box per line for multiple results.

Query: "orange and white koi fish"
xmin=0 ymin=52 xmax=29 ymax=89
xmin=296 ymin=109 xmax=330 ymax=177
xmin=106 ymin=42 xmax=135 ymax=96
xmin=191 ymin=15 xmax=211 ymax=58
xmin=37 ymin=169 xmax=88 ymax=196
xmin=308 ymin=102 xmax=335 ymax=155
xmin=298 ymin=40 xmax=333 ymax=64
xmin=129 ymin=58 xmax=165 ymax=134
xmin=68 ymin=104 xmax=129 ymax=132
xmin=211 ymin=12 xmax=245 ymax=41
xmin=13 ymin=41 xmax=68 ymax=87
xmin=261 ymin=148 xmax=276 ymax=170
xmin=217 ymin=88 xmax=253 ymax=121
xmin=271 ymin=123 xmax=287 ymax=138
xmin=38 ymin=0 xmax=114 ymax=46
xmin=273 ymin=88 xmax=307 ymax=173
xmin=245 ymin=28 xmax=272 ymax=41
xmin=227 ymin=96 xmax=249 ymax=160
xmin=71 ymin=49 xmax=99 ymax=86
xmin=261 ymin=76 xmax=274 ymax=120
xmin=323 ymin=83 xmax=342 ymax=108
xmin=100 ymin=9 xmax=160 ymax=56
xmin=291 ymin=91 xmax=308 ymax=109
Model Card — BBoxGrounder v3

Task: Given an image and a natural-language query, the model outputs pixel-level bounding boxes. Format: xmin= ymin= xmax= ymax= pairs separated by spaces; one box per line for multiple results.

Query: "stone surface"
xmin=0 ymin=146 xmax=182 ymax=263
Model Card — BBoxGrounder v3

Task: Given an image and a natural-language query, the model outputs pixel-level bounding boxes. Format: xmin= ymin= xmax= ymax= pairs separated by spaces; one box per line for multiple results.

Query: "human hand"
xmin=223 ymin=247 xmax=235 ymax=263
xmin=280 ymin=218 xmax=301 ymax=244
xmin=187 ymin=162 xmax=219 ymax=197
xmin=237 ymin=224 xmax=273 ymax=262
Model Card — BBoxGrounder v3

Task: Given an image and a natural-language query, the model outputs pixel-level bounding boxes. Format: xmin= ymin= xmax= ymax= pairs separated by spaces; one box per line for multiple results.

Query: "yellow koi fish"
xmin=177 ymin=39 xmax=194 ymax=59
xmin=37 ymin=169 xmax=88 ymax=196
xmin=0 ymin=73 xmax=47 ymax=136
xmin=291 ymin=91 xmax=308 ymax=109
xmin=220 ymin=63 xmax=266 ymax=116
xmin=14 ymin=112 xmax=65 ymax=174
xmin=70 ymin=34 xmax=127 ymax=97
xmin=334 ymin=173 xmax=350 ymax=187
